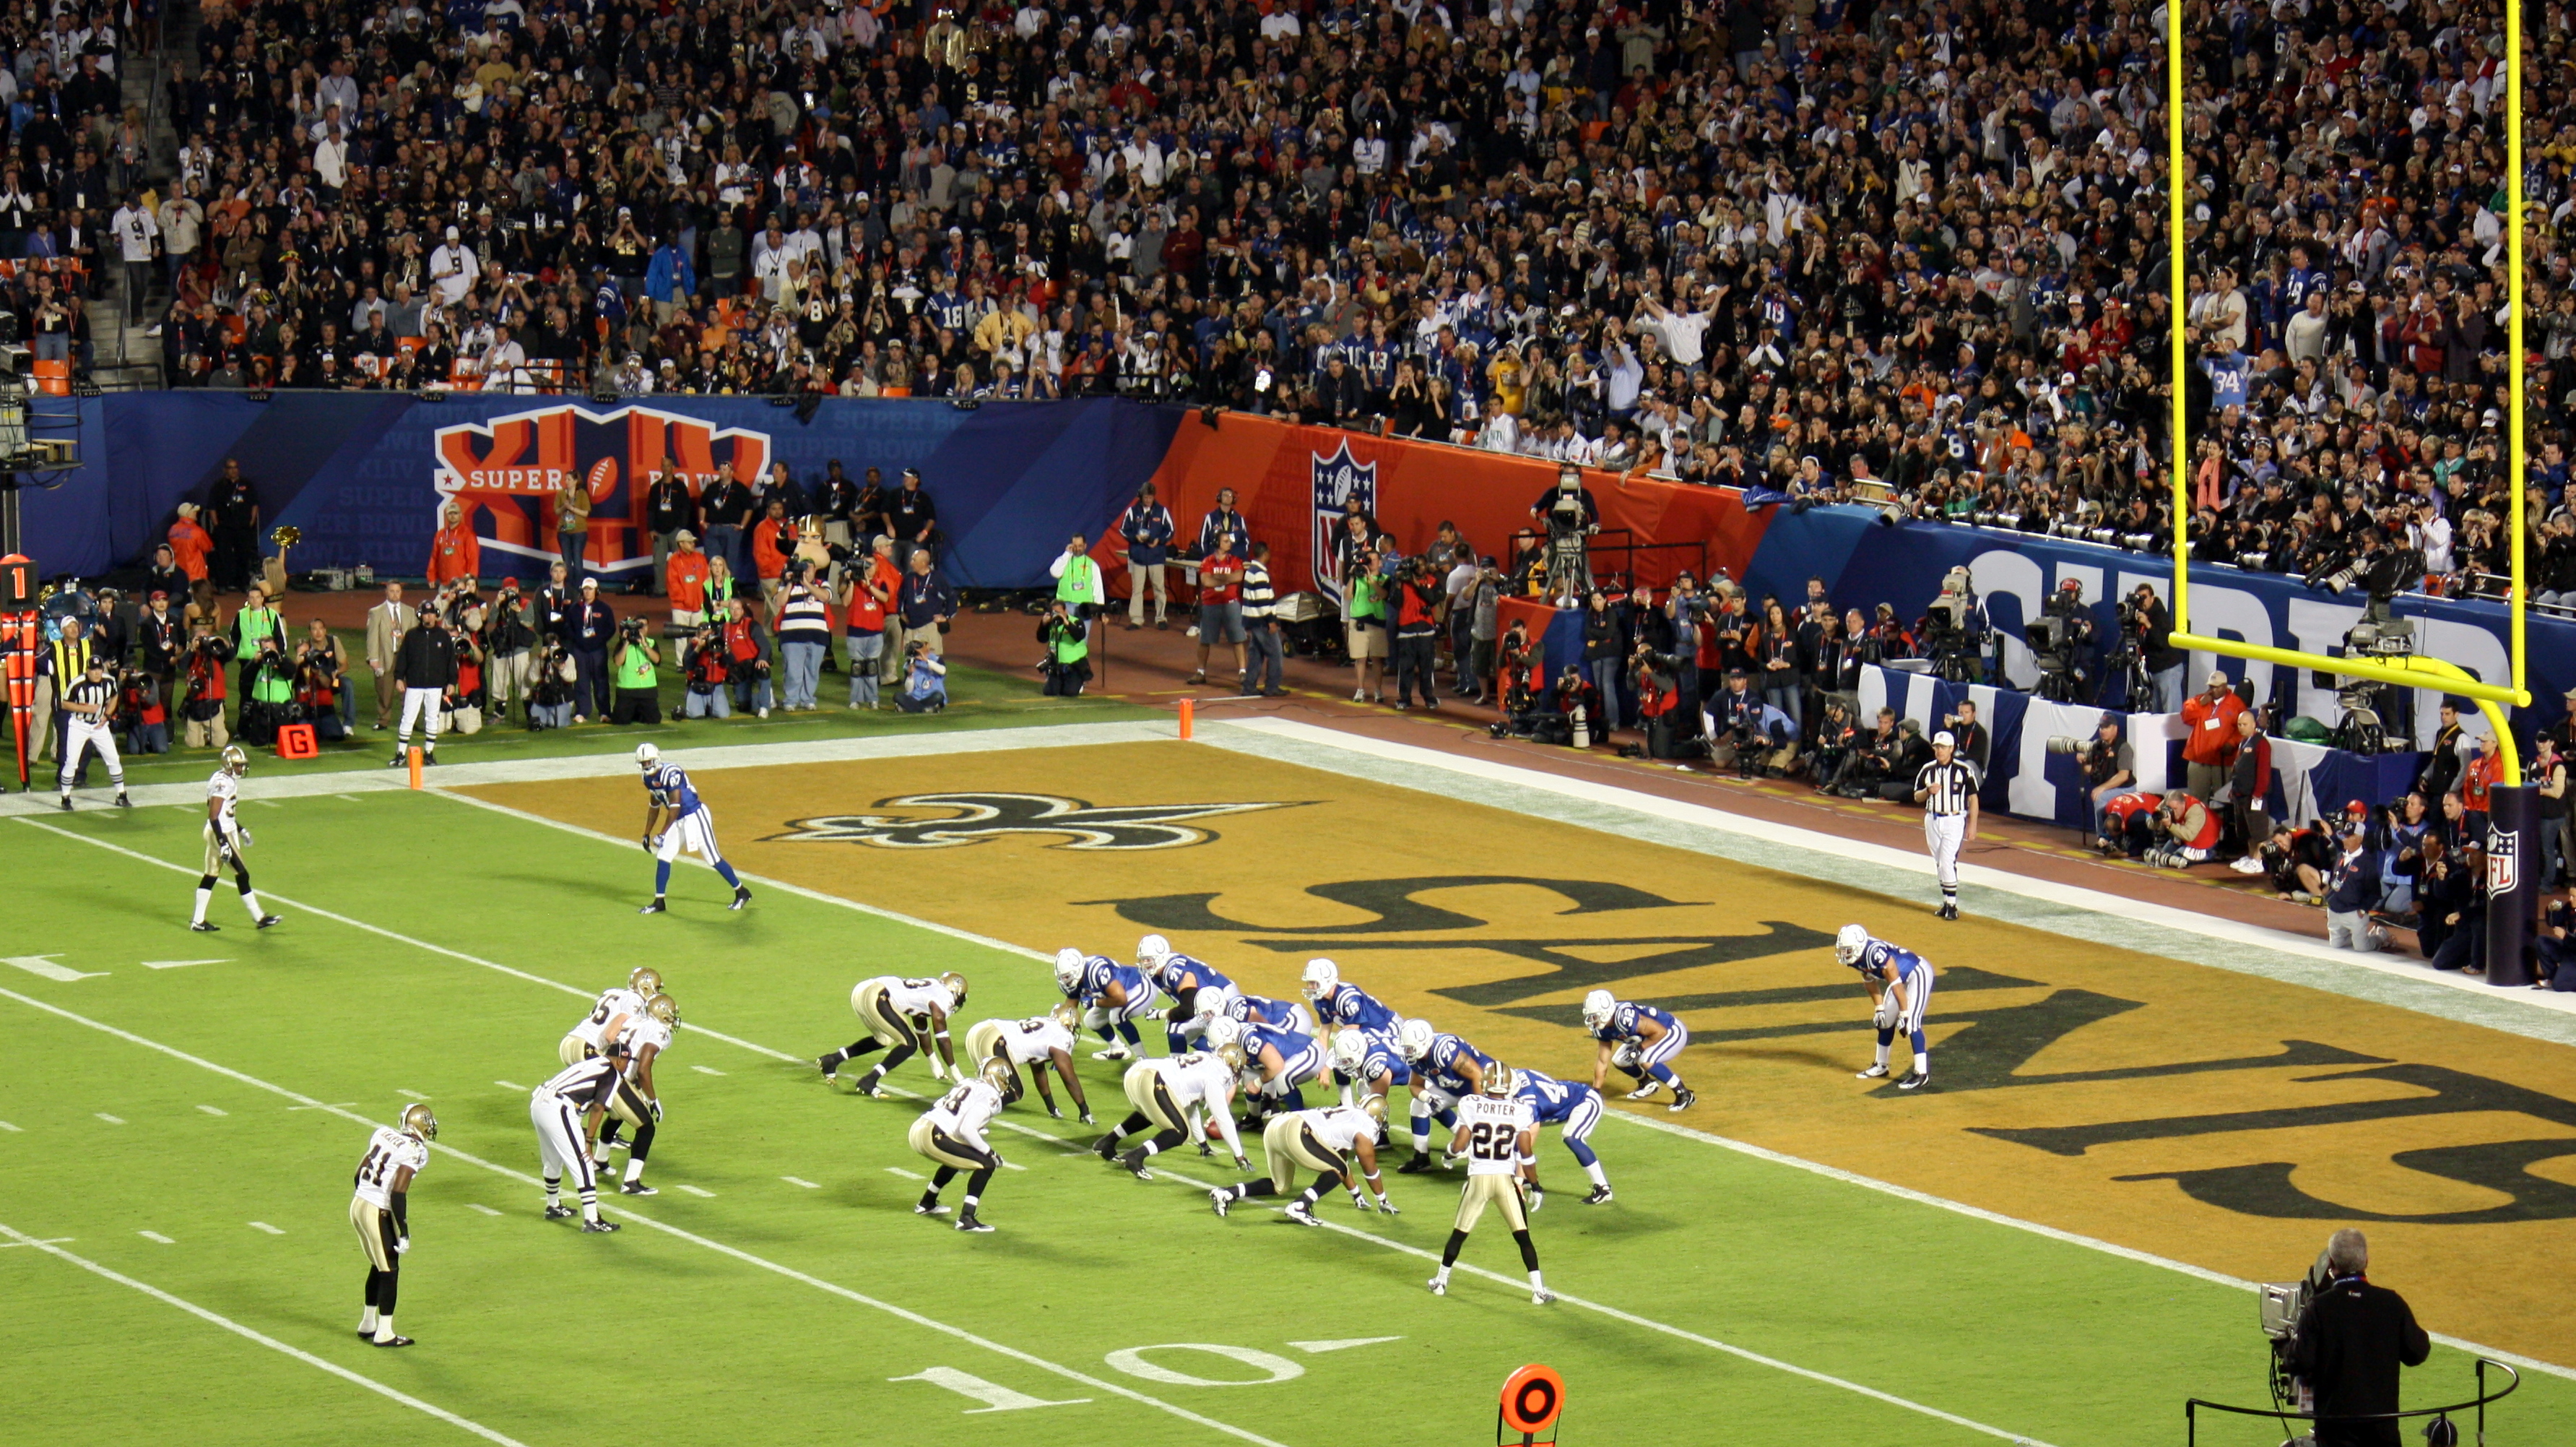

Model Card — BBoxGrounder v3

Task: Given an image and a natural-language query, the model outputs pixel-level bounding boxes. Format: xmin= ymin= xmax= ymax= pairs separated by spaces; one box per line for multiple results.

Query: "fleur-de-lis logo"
xmin=763 ymin=792 xmax=1301 ymax=851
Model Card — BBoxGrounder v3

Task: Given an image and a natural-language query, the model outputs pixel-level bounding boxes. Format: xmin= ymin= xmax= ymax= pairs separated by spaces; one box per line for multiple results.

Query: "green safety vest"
xmin=615 ymin=642 xmax=658 ymax=688
xmin=236 ymin=606 xmax=281 ymax=649
xmin=1050 ymin=621 xmax=1089 ymax=665
xmin=1056 ymin=556 xmax=1101 ymax=607
xmin=1346 ymin=574 xmax=1385 ymax=621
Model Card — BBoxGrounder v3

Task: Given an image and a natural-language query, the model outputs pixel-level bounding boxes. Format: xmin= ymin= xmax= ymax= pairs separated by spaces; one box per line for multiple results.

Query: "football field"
xmin=4 ymin=717 xmax=2570 ymax=1446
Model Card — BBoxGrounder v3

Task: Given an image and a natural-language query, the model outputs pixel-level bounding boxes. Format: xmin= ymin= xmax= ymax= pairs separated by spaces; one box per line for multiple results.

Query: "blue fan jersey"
xmin=1150 ymin=954 xmax=1233 ymax=997
xmin=1512 ymin=1068 xmax=1598 ymax=1126
xmin=1075 ymin=955 xmax=1148 ymax=1006
xmin=1315 ymin=980 xmax=1397 ymax=1035
xmin=1848 ymin=938 xmax=1929 ymax=988
xmin=1589 ymin=1001 xmax=1679 ymax=1046
xmin=643 ymin=762 xmax=703 ymax=816
xmin=1422 ymin=1032 xmax=1495 ymax=1096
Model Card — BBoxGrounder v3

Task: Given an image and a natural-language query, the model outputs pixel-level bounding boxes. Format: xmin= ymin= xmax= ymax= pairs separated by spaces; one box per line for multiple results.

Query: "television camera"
xmin=2025 ymin=579 xmax=2093 ymax=703
xmin=1543 ymin=462 xmax=1595 ymax=602
xmin=1920 ymin=566 xmax=1985 ymax=683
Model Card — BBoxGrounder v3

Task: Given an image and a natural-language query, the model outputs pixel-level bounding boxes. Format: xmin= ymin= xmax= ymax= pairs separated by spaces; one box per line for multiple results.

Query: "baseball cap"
xmin=1933 ymin=730 xmax=1956 ymax=747
xmin=148 ymin=589 xmax=168 ymax=601
xmin=2344 ymin=799 xmax=2369 ymax=816
xmin=500 ymin=576 xmax=519 ymax=589
xmin=578 ymin=576 xmax=598 ymax=589
xmin=2208 ymin=669 xmax=2230 ymax=686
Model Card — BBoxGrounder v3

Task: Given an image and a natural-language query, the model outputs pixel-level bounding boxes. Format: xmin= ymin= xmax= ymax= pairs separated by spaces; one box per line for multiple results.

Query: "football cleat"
xmin=1117 ymin=1149 xmax=1154 ymax=1181
xmin=1397 ymin=1153 xmax=1435 ymax=1175
xmin=543 ymin=1205 xmax=576 ymax=1219
xmin=1855 ymin=1063 xmax=1891 ymax=1079
xmin=1208 ymin=1190 xmax=1231 ymax=1218
xmin=914 ymin=1201 xmax=951 ymax=1217
xmin=114 ymin=793 xmax=131 ymax=808
xmin=1532 ymin=1290 xmax=1556 ymax=1306
xmin=255 ymin=915 xmax=281 ymax=929
xmin=371 ymin=1335 xmax=416 ymax=1348
xmin=1090 ymin=1044 xmax=1134 ymax=1061
xmin=55 ymin=796 xmax=69 ymax=811
xmin=639 ymin=899 xmax=667 ymax=915
xmin=620 ymin=1182 xmax=658 ymax=1196
xmin=1426 ymin=1277 xmax=1447 ymax=1296
xmin=730 ymin=886 xmax=752 ymax=910
xmin=815 ymin=1054 xmax=840 ymax=1081
xmin=1937 ymin=902 xmax=1959 ymax=920
xmin=189 ymin=920 xmax=220 ymax=932
xmin=580 ymin=1219 xmax=621 ymax=1233
xmin=1623 ymin=1082 xmax=1661 ymax=1100
xmin=1898 ymin=1071 xmax=1931 ymax=1091
xmin=1583 ymin=1185 xmax=1615 ymax=1205
xmin=1282 ymin=1201 xmax=1322 ymax=1227
xmin=954 ymin=1211 xmax=994 ymax=1233
xmin=1090 ymin=1133 xmax=1120 ymax=1161
xmin=1668 ymin=1087 xmax=1696 ymax=1112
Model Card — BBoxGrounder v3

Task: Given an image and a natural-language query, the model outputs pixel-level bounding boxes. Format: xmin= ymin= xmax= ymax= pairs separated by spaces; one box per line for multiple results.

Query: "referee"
xmin=56 ymin=655 xmax=131 ymax=811
xmin=1913 ymin=729 xmax=1979 ymax=920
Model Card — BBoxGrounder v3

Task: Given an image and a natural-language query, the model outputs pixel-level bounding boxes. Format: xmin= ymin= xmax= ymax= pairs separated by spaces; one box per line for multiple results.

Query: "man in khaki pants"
xmin=363 ymin=581 xmax=417 ymax=730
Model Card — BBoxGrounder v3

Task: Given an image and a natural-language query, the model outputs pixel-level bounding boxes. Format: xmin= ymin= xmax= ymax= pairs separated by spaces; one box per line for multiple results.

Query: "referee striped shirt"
xmin=63 ymin=674 xmax=116 ymax=717
xmin=1915 ymin=758 xmax=1979 ymax=815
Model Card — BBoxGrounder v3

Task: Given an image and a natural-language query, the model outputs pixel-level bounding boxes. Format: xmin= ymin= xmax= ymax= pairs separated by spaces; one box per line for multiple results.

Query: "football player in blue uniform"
xmin=1510 ymin=1066 xmax=1613 ymax=1205
xmin=1241 ymin=1017 xmax=1327 ymax=1121
xmin=1835 ymin=924 xmax=1935 ymax=1089
xmin=1580 ymin=990 xmax=1696 ymax=1110
xmin=1395 ymin=1018 xmax=1491 ymax=1173
xmin=635 ymin=743 xmax=753 ymax=914
xmin=1301 ymin=958 xmax=1399 ymax=1045
xmin=1054 ymin=947 xmax=1157 ymax=1061
xmin=1138 ymin=934 xmax=1235 ymax=1053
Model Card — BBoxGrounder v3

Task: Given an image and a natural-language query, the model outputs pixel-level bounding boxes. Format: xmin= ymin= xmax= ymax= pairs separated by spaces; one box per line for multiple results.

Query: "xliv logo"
xmin=764 ymin=792 xmax=1300 ymax=850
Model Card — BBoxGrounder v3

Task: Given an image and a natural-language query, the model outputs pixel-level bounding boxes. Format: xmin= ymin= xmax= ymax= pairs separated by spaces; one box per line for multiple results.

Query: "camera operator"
xmin=2289 ymin=1229 xmax=2429 ymax=1447
xmin=295 ymin=618 xmax=350 ymax=740
xmin=2145 ymin=789 xmax=2221 ymax=868
xmin=2128 ymin=582 xmax=2184 ymax=711
xmin=716 ymin=597 xmax=775 ymax=717
xmin=1392 ymin=553 xmax=1444 ymax=710
xmin=1808 ymin=696 xmax=1858 ymax=791
xmin=1914 ymin=566 xmax=1986 ymax=682
xmin=1038 ymin=598 xmax=1092 ymax=696
xmin=1530 ymin=468 xmax=1600 ymax=602
xmin=239 ymin=633 xmax=299 ymax=746
xmin=2255 ymin=818 xmax=2335 ymax=903
xmin=483 ymin=579 xmax=537 ymax=722
xmin=178 ymin=614 xmax=235 ymax=748
xmin=1938 ymin=699 xmax=1988 ymax=770
xmin=525 ymin=637 xmax=576 ymax=728
xmin=1627 ymin=636 xmax=1688 ymax=759
xmin=2076 ymin=714 xmax=2138 ymax=848
xmin=680 ymin=615 xmax=733 ymax=718
xmin=608 ymin=613 xmax=663 ymax=725
xmin=1701 ymin=667 xmax=1760 ymax=770
xmin=2031 ymin=579 xmax=2095 ymax=701
xmin=1494 ymin=617 xmax=1537 ymax=718
xmin=116 ymin=664 xmax=169 ymax=756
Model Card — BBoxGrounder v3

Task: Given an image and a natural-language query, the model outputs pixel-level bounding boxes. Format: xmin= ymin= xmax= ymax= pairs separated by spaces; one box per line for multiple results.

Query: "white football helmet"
xmin=1580 ymin=990 xmax=1617 ymax=1030
xmin=1298 ymin=958 xmax=1339 ymax=1001
xmin=1834 ymin=924 xmax=1870 ymax=967
xmin=1195 ymin=985 xmax=1237 ymax=1020
xmin=636 ymin=742 xmax=661 ymax=769
xmin=1136 ymin=934 xmax=1172 ymax=970
xmin=1330 ymin=1027 xmax=1370 ymax=1076
xmin=1053 ymin=947 xmax=1085 ymax=992
xmin=1395 ymin=1017 xmax=1436 ymax=1063
xmin=1201 ymin=1015 xmax=1243 ymax=1051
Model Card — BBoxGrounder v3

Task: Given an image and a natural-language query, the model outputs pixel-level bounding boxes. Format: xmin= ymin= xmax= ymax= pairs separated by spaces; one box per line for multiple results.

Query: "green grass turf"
xmin=2 ymin=786 xmax=2563 ymax=1447
xmin=63 ymin=638 xmax=1154 ymax=790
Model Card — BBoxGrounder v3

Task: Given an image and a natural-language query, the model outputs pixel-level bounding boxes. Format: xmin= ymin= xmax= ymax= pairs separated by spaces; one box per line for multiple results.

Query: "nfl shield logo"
xmin=2486 ymin=827 xmax=2520 ymax=894
xmin=1310 ymin=440 xmax=1378 ymax=606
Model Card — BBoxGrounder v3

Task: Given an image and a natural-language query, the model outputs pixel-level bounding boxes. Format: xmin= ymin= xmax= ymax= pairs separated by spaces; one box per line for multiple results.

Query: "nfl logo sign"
xmin=2486 ymin=827 xmax=2520 ymax=894
xmin=1309 ymin=440 xmax=1378 ymax=606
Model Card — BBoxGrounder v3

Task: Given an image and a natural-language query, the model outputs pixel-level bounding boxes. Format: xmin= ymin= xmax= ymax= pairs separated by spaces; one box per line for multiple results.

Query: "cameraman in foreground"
xmin=2291 ymin=1229 xmax=2429 ymax=1446
xmin=608 ymin=614 xmax=662 ymax=725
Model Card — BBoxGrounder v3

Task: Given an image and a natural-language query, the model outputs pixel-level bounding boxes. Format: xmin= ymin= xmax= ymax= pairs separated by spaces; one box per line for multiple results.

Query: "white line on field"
xmin=465 ymin=1204 xmax=502 ymax=1217
xmin=0 ymin=989 xmax=1296 ymax=1447
xmin=396 ymin=1090 xmax=428 ymax=1100
xmin=781 ymin=1176 xmax=820 ymax=1189
xmin=288 ymin=1102 xmax=358 ymax=1111
xmin=137 ymin=1231 xmax=173 ymax=1243
xmin=494 ymin=1081 xmax=525 ymax=1091
xmin=691 ymin=1066 xmax=724 ymax=1075
xmin=95 ymin=1113 xmax=124 ymax=1125
xmin=997 ymin=1159 xmax=1027 ymax=1171
xmin=247 ymin=1222 xmax=283 ymax=1235
xmin=0 ymin=1221 xmax=530 ymax=1445
xmin=671 ymin=1184 xmax=714 ymax=1198
xmin=0 ymin=1120 xmax=19 ymax=1131
xmin=0 ymin=1236 xmax=71 ymax=1248
xmin=334 ymin=795 xmax=365 ymax=803
xmin=882 ymin=1167 xmax=924 ymax=1181
xmin=196 ymin=1105 xmax=227 ymax=1115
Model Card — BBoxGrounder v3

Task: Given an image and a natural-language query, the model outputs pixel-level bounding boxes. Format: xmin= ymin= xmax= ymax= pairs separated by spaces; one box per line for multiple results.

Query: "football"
xmin=586 ymin=456 xmax=618 ymax=498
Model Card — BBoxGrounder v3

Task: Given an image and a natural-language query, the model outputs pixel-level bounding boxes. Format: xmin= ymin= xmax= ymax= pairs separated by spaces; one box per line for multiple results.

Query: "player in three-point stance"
xmin=1093 ymin=1019 xmax=1250 ymax=1178
xmin=1236 ymin=1012 xmax=1327 ymax=1125
xmin=818 ymin=971 xmax=969 ymax=1096
xmin=1208 ymin=1092 xmax=1394 ymax=1224
xmin=1913 ymin=730 xmax=1979 ymax=920
xmin=1509 ymin=1066 xmax=1614 ymax=1205
xmin=1137 ymin=934 xmax=1233 ymax=1052
xmin=561 ymin=966 xmax=662 ymax=1066
xmin=963 ymin=1001 xmax=1093 ymax=1122
xmin=1581 ymin=990 xmax=1696 ymax=1110
xmin=1428 ymin=1066 xmax=1553 ymax=1305
xmin=1836 ymin=923 xmax=1937 ymax=1089
xmin=908 ymin=1058 xmax=1015 ymax=1232
xmin=1054 ymin=946 xmax=1158 ymax=1060
xmin=594 ymin=993 xmax=680 ymax=1195
xmin=634 ymin=742 xmax=752 ymax=914
xmin=530 ymin=1040 xmax=639 ymax=1231
xmin=350 ymin=1102 xmax=437 ymax=1347
xmin=190 ymin=745 xmax=279 ymax=932
xmin=1394 ymin=1017 xmax=1490 ymax=1172
xmin=55 ymin=654 xmax=129 ymax=811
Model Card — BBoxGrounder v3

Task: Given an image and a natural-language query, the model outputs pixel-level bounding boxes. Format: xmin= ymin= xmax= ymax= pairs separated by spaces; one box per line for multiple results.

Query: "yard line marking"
xmin=142 ymin=959 xmax=227 ymax=970
xmin=25 ymin=817 xmax=2575 ymax=1386
xmin=1288 ymin=1337 xmax=1402 ymax=1354
xmin=494 ymin=1081 xmax=525 ymax=1091
xmin=690 ymin=1065 xmax=724 ymax=1075
xmin=671 ymin=1184 xmax=714 ymax=1198
xmin=0 ymin=1120 xmax=19 ymax=1131
xmin=196 ymin=1105 xmax=227 ymax=1116
xmin=95 ymin=1113 xmax=125 ymax=1125
xmin=781 ymin=1176 xmax=820 ymax=1189
xmin=5 ymin=953 xmax=108 ymax=982
xmin=247 ymin=1222 xmax=283 ymax=1235
xmin=247 ymin=800 xmax=283 ymax=808
xmin=137 ymin=1231 xmax=174 ymax=1243
xmin=288 ymin=1102 xmax=358 ymax=1111
xmin=465 ymin=1204 xmax=502 ymax=1217
xmin=334 ymin=794 xmax=365 ymax=803
xmin=0 ymin=1221 xmax=532 ymax=1446
xmin=0 ymin=1236 xmax=71 ymax=1248
xmin=0 ymin=993 xmax=1296 ymax=1447
xmin=997 ymin=1159 xmax=1028 ymax=1171
xmin=396 ymin=1090 xmax=429 ymax=1100
xmin=882 ymin=1167 xmax=925 ymax=1181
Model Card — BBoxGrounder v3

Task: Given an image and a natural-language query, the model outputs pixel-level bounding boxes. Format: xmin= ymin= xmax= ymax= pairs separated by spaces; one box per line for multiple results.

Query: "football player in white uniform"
xmin=963 ymin=1001 xmax=1092 ymax=1121
xmin=1207 ymin=1094 xmax=1394 ymax=1225
xmin=1091 ymin=1019 xmax=1252 ymax=1179
xmin=351 ymin=1103 xmax=436 ymax=1347
xmin=819 ymin=972 xmax=968 ymax=1096
xmin=1429 ymin=1066 xmax=1551 ymax=1304
xmin=189 ymin=746 xmax=279 ymax=932
xmin=908 ymin=1058 xmax=1013 ymax=1232
xmin=560 ymin=967 xmax=662 ymax=1066
xmin=594 ymin=993 xmax=680 ymax=1194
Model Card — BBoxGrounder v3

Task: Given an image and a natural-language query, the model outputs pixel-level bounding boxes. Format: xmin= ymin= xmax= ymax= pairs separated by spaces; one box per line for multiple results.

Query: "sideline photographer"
xmin=1037 ymin=599 xmax=1091 ymax=696
xmin=2066 ymin=714 xmax=2137 ymax=847
xmin=608 ymin=614 xmax=662 ymax=725
xmin=2125 ymin=582 xmax=2184 ymax=711
xmin=2289 ymin=1229 xmax=2429 ymax=1447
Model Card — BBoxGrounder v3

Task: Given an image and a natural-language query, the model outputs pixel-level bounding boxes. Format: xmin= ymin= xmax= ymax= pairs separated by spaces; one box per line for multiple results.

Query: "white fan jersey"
xmin=207 ymin=768 xmax=240 ymax=828
xmin=991 ymin=1017 xmax=1072 ymax=1064
xmin=352 ymin=1126 xmax=428 ymax=1209
xmin=1295 ymin=1105 xmax=1379 ymax=1156
xmin=573 ymin=988 xmax=646 ymax=1052
xmin=924 ymin=1078 xmax=1002 ymax=1151
xmin=1452 ymin=1093 xmax=1535 ymax=1176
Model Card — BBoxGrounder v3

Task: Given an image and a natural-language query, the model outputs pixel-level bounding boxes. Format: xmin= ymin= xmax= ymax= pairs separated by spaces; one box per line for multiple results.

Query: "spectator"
xmin=2537 ymin=735 xmax=2569 ymax=891
xmin=1240 ymin=541 xmax=1284 ymax=699
xmin=645 ymin=471 xmax=698 ymax=594
xmin=426 ymin=501 xmax=480 ymax=588
xmin=2180 ymin=672 xmax=2247 ymax=799
xmin=2222 ymin=710 xmax=2273 ymax=871
xmin=204 ymin=461 xmax=260 ymax=596
xmin=2417 ymin=703 xmax=2466 ymax=802
xmin=1119 ymin=483 xmax=1175 ymax=631
xmin=750 ymin=499 xmax=795 ymax=602
xmin=1580 ymin=589 xmax=1624 ymax=730
xmin=698 ymin=470 xmax=754 ymax=584
xmin=1189 ymin=533 xmax=1246 ymax=688
xmin=666 ymin=532 xmax=710 ymax=631
xmin=552 ymin=473 xmax=593 ymax=581
xmin=893 ymin=548 xmax=955 ymax=675
xmin=771 ymin=566 xmax=831 ymax=712
xmin=887 ymin=467 xmax=937 ymax=569
xmin=565 ymin=576 xmax=617 ymax=723
xmin=166 ymin=505 xmax=212 ymax=613
xmin=1198 ymin=487 xmax=1249 ymax=560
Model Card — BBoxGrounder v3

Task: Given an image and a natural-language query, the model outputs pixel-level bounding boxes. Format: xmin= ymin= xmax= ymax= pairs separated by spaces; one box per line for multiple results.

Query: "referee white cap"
xmin=1933 ymin=730 xmax=1956 ymax=747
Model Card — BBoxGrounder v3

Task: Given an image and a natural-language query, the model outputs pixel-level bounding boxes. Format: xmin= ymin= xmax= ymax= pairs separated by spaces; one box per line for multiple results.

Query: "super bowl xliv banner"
xmin=433 ymin=403 xmax=775 ymax=576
